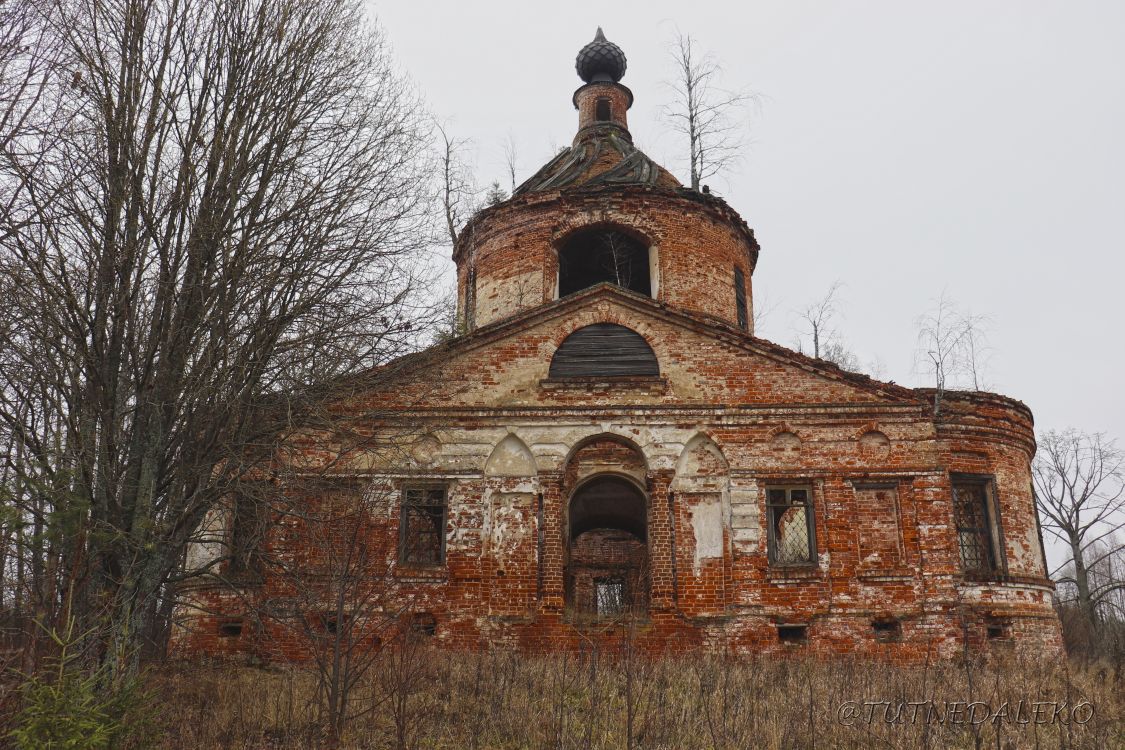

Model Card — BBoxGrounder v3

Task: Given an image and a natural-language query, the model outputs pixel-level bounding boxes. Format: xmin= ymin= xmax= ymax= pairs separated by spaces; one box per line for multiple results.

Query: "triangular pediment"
xmin=360 ymin=284 xmax=923 ymax=412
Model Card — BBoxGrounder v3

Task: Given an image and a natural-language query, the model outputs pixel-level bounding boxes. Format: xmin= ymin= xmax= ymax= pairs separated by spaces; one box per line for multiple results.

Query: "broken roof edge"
xmin=453 ymin=184 xmax=759 ymax=267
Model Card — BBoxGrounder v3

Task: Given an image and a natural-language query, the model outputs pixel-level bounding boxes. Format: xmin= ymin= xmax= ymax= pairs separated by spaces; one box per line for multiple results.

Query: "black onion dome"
xmin=575 ymin=28 xmax=627 ymax=83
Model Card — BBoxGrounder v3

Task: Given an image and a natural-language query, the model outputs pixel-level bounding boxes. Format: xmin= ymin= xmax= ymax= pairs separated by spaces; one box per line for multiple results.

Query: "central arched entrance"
xmin=565 ymin=474 xmax=649 ymax=618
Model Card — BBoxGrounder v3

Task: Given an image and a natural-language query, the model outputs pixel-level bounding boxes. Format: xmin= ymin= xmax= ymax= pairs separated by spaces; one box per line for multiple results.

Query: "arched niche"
xmin=770 ymin=430 xmax=801 ymax=455
xmin=858 ymin=430 xmax=891 ymax=456
xmin=484 ymin=434 xmax=536 ymax=477
xmin=409 ymin=434 xmax=441 ymax=466
xmin=557 ymin=226 xmax=651 ymax=298
xmin=549 ymin=324 xmax=659 ymax=379
xmin=674 ymin=433 xmax=729 ymax=491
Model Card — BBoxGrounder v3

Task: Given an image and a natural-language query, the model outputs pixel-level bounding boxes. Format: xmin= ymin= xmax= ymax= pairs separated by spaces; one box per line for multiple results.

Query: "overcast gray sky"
xmin=374 ymin=0 xmax=1124 ymax=442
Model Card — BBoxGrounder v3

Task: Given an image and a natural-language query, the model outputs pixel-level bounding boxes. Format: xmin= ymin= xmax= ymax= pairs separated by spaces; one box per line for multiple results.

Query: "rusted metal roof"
xmin=514 ymin=130 xmax=680 ymax=195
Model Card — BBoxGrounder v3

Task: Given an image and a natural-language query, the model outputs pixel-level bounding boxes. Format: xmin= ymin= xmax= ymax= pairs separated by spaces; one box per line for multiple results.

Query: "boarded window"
xmin=734 ymin=266 xmax=748 ymax=330
xmin=549 ymin=324 xmax=658 ymax=378
xmin=557 ymin=228 xmax=651 ymax=297
xmin=399 ymin=487 xmax=447 ymax=565
xmin=952 ymin=477 xmax=999 ymax=574
xmin=766 ymin=486 xmax=815 ymax=565
xmin=595 ymin=97 xmax=611 ymax=121
xmin=409 ymin=612 xmax=437 ymax=637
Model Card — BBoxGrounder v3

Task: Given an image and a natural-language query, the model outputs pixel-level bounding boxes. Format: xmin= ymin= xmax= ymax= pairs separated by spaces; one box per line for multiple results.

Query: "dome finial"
xmin=576 ymin=28 xmax=627 ymax=83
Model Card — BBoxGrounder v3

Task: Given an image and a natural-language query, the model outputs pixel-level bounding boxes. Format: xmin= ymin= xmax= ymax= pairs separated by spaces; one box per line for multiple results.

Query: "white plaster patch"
xmin=690 ymin=496 xmax=723 ymax=574
xmin=490 ymin=492 xmax=534 ymax=558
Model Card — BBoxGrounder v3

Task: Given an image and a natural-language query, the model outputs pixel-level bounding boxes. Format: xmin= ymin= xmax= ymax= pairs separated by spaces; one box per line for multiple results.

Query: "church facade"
xmin=174 ymin=31 xmax=1062 ymax=661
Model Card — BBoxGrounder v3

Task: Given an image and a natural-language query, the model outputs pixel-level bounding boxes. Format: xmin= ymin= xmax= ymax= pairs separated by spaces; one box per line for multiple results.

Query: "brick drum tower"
xmin=175 ymin=30 xmax=1062 ymax=660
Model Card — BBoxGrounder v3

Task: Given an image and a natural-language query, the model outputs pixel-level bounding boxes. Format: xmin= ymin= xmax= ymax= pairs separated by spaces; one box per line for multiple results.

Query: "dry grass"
xmin=141 ymin=646 xmax=1125 ymax=750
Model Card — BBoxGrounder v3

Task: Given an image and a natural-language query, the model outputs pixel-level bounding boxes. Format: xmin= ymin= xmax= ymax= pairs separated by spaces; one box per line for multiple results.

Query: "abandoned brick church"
xmin=174 ymin=30 xmax=1062 ymax=660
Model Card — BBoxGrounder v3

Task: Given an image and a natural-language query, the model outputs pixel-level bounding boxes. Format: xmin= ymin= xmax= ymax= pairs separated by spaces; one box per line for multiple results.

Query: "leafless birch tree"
xmin=914 ymin=291 xmax=991 ymax=413
xmin=796 ymin=281 xmax=843 ymax=360
xmin=502 ymin=131 xmax=519 ymax=194
xmin=662 ymin=32 xmax=755 ymax=191
xmin=0 ymin=0 xmax=438 ymax=682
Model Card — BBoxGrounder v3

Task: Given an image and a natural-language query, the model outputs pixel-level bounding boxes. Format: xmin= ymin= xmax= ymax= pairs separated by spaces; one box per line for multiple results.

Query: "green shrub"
xmin=8 ymin=622 xmax=151 ymax=750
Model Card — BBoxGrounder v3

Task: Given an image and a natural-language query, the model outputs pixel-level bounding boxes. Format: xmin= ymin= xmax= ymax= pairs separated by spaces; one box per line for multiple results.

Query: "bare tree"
xmin=1033 ymin=429 xmax=1125 ymax=643
xmin=502 ymin=131 xmax=519 ymax=194
xmin=793 ymin=282 xmax=882 ymax=374
xmin=795 ymin=281 xmax=843 ymax=360
xmin=0 ymin=0 xmax=437 ymax=682
xmin=662 ymin=32 xmax=755 ymax=191
xmin=258 ymin=479 xmax=407 ymax=743
xmin=435 ymin=121 xmax=478 ymax=247
xmin=914 ymin=291 xmax=991 ymax=413
xmin=819 ymin=341 xmax=861 ymax=373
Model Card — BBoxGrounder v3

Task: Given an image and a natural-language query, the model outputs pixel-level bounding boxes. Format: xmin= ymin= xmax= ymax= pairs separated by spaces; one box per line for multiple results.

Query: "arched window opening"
xmin=558 ymin=228 xmax=651 ymax=298
xmin=595 ymin=97 xmax=612 ymax=122
xmin=549 ymin=324 xmax=658 ymax=379
xmin=566 ymin=475 xmax=648 ymax=618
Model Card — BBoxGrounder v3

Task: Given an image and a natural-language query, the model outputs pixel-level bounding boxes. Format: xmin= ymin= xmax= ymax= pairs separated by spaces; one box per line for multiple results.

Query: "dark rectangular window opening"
xmin=777 ymin=624 xmax=808 ymax=644
xmin=734 ymin=266 xmax=748 ymax=330
xmin=766 ymin=486 xmax=816 ymax=565
xmin=872 ymin=619 xmax=902 ymax=642
xmin=399 ymin=486 xmax=447 ymax=566
xmin=218 ymin=618 xmax=244 ymax=638
xmin=228 ymin=491 xmax=268 ymax=579
xmin=951 ymin=476 xmax=1001 ymax=575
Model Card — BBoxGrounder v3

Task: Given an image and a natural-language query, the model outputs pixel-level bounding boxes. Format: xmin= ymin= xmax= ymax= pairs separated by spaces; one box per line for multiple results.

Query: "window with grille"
xmin=951 ymin=478 xmax=999 ymax=574
xmin=766 ymin=486 xmax=815 ymax=565
xmin=399 ymin=487 xmax=447 ymax=565
xmin=734 ymin=266 xmax=748 ymax=330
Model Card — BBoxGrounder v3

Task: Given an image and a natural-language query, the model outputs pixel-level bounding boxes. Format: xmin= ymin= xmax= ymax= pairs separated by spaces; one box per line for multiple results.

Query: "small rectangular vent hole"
xmin=777 ymin=624 xmax=808 ymax=644
xmin=872 ymin=619 xmax=902 ymax=641
xmin=218 ymin=619 xmax=243 ymax=638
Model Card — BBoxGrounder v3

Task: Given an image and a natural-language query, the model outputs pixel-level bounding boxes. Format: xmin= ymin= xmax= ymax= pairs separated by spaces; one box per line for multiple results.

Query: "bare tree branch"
xmin=661 ymin=32 xmax=757 ymax=191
